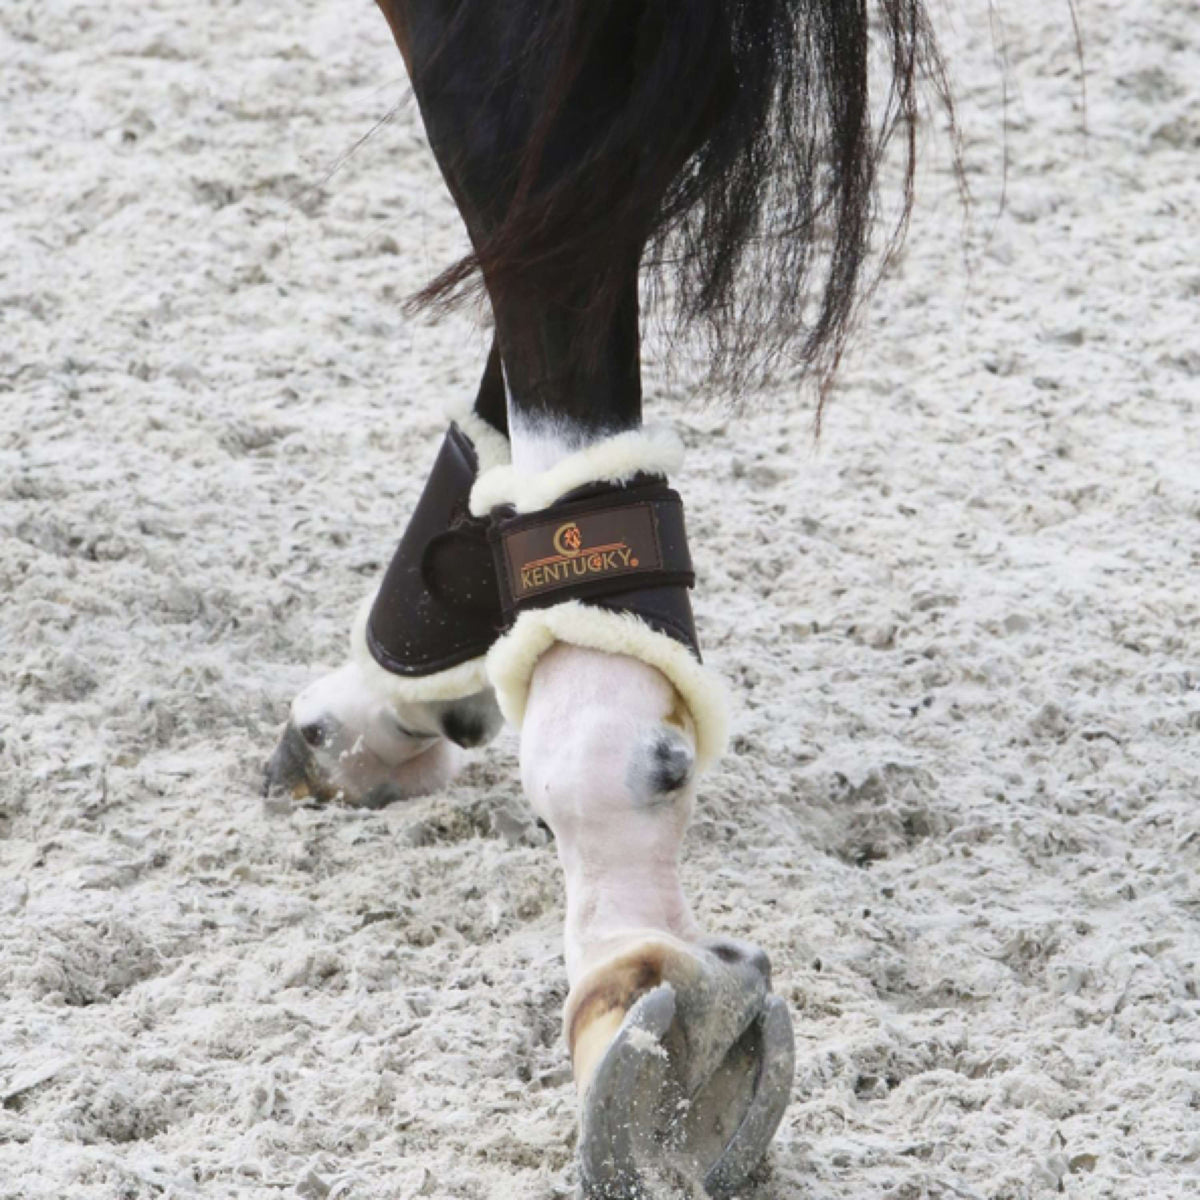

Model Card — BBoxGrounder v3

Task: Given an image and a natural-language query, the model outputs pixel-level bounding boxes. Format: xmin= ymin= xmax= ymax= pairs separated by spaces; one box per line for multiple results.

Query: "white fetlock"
xmin=519 ymin=644 xmax=703 ymax=984
xmin=264 ymin=658 xmax=470 ymax=807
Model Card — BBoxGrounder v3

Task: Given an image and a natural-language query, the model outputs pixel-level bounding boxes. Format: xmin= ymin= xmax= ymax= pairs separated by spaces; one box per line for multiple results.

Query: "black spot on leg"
xmin=648 ymin=731 xmax=692 ymax=793
xmin=708 ymin=939 xmax=772 ymax=977
xmin=628 ymin=727 xmax=694 ymax=807
xmin=704 ymin=938 xmax=773 ymax=988
xmin=428 ymin=691 xmax=504 ymax=750
xmin=441 ymin=709 xmax=487 ymax=748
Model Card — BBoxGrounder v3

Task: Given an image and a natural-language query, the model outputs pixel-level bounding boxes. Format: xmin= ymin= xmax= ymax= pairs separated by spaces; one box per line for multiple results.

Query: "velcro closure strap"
xmin=490 ymin=478 xmax=695 ymax=623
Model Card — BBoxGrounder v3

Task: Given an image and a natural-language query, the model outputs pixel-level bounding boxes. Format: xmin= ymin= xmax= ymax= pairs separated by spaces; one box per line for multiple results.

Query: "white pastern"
xmin=290 ymin=660 xmax=463 ymax=800
xmin=520 ymin=643 xmax=700 ymax=985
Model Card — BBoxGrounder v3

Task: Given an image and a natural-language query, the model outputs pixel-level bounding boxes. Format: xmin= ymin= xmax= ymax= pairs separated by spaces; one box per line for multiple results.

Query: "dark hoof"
xmin=578 ymin=984 xmax=677 ymax=1199
xmin=572 ymin=938 xmax=795 ymax=1198
xmin=263 ymin=721 xmax=322 ymax=802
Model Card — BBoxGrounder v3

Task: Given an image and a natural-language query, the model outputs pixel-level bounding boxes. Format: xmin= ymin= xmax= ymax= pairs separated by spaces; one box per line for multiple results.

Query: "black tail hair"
xmin=413 ymin=0 xmax=953 ymax=410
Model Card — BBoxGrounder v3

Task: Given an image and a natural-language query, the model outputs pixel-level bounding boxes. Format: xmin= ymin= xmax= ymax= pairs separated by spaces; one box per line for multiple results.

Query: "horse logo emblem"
xmin=553 ymin=522 xmax=584 ymax=556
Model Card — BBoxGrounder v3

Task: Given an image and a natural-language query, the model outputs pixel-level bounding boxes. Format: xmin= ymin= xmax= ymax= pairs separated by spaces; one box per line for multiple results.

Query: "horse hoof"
xmin=262 ymin=662 xmax=500 ymax=807
xmin=569 ymin=936 xmax=795 ymax=1198
xmin=262 ymin=716 xmax=463 ymax=807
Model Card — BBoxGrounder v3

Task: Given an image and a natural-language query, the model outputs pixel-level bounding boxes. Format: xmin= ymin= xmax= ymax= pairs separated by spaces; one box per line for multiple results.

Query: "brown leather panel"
xmin=490 ymin=477 xmax=701 ymax=660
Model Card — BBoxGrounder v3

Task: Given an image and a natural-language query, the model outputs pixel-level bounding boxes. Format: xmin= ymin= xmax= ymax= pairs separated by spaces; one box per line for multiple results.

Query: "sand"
xmin=1 ymin=0 xmax=1198 ymax=1196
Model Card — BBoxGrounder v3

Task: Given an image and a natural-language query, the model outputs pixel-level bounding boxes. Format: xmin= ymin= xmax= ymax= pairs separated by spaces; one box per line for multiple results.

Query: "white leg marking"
xmin=287 ymin=660 xmax=463 ymax=801
xmin=505 ymin=408 xmax=699 ymax=980
xmin=504 ymin=407 xmax=790 ymax=1185
xmin=521 ymin=643 xmax=699 ymax=985
xmin=507 ymin=409 xmax=603 ymax=473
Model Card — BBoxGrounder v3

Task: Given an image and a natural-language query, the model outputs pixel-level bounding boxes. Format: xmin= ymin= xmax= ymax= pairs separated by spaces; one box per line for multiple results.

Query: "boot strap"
xmin=489 ymin=476 xmax=701 ymax=659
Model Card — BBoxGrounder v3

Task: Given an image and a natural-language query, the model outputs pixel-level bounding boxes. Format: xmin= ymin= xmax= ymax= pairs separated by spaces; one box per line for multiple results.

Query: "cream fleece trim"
xmin=469 ymin=425 xmax=683 ymax=516
xmin=441 ymin=397 xmax=510 ymax=474
xmin=350 ymin=596 xmax=491 ymax=703
xmin=486 ymin=601 xmax=729 ymax=772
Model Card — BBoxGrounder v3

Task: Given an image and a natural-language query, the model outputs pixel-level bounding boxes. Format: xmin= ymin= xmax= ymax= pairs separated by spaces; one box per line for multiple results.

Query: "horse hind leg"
xmin=377 ymin=3 xmax=794 ymax=1190
xmin=265 ymin=0 xmax=654 ymax=810
xmin=501 ymin=437 xmax=793 ymax=1199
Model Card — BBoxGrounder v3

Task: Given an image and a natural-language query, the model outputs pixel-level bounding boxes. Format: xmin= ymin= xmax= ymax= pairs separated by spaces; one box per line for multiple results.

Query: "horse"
xmin=264 ymin=2 xmax=947 ymax=1194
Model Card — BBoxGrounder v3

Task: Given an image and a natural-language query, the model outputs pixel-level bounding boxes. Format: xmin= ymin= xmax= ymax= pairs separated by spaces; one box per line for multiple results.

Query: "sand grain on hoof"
xmin=568 ymin=938 xmax=793 ymax=1196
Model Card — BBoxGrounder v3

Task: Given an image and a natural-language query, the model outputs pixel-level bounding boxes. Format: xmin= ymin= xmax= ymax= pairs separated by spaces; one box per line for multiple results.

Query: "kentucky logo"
xmin=518 ymin=526 xmax=641 ymax=593
xmin=503 ymin=503 xmax=661 ymax=601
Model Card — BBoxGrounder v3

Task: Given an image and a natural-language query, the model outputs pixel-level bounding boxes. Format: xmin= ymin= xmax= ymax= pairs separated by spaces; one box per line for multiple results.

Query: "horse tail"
xmin=413 ymin=0 xmax=952 ymax=405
